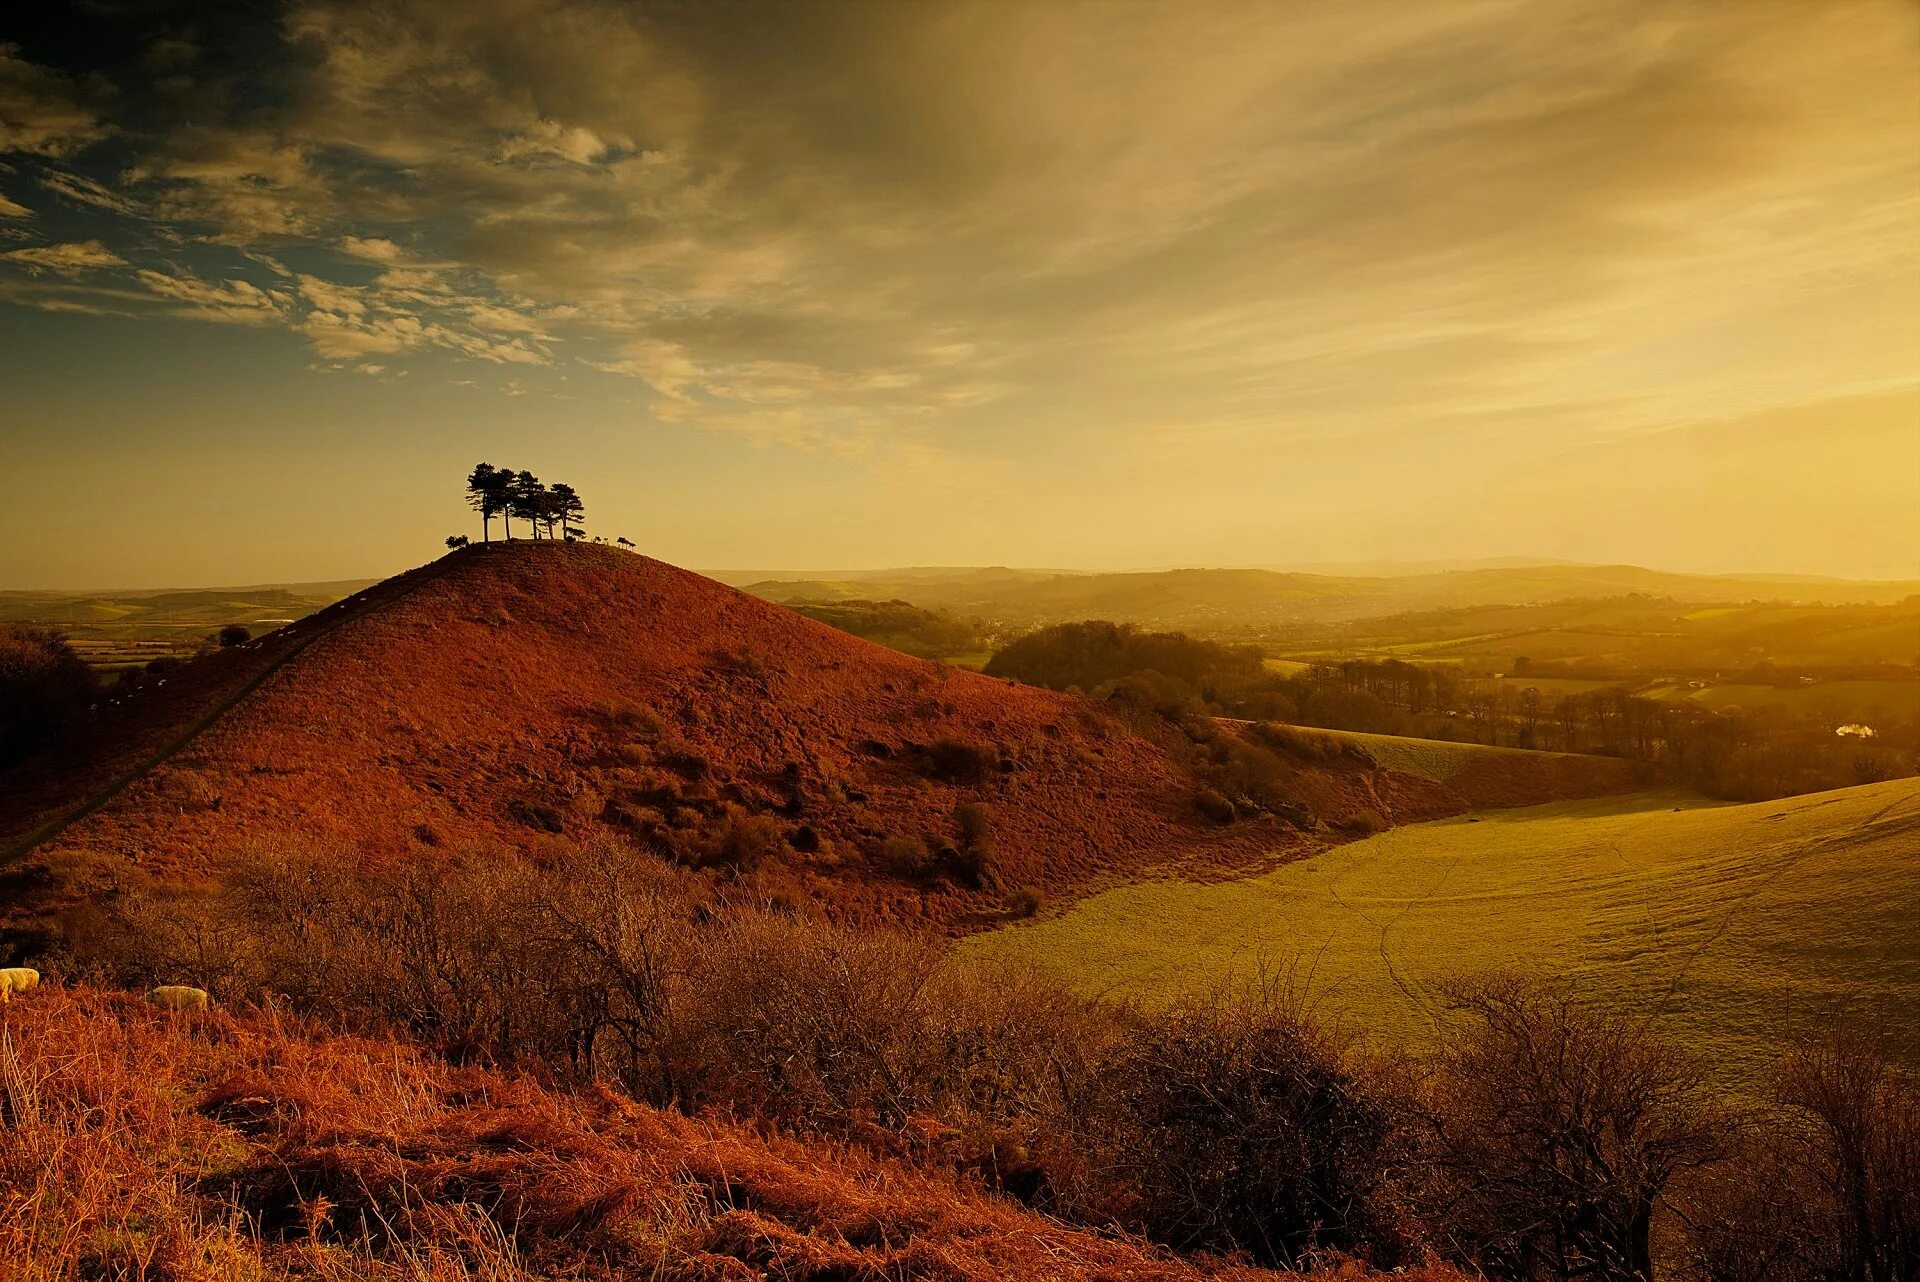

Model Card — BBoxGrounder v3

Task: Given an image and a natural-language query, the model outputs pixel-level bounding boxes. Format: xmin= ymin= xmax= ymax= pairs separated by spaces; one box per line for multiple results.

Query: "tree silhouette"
xmin=551 ymin=482 xmax=585 ymax=540
xmin=466 ymin=464 xmax=510 ymax=541
xmin=463 ymin=464 xmax=588 ymax=545
xmin=508 ymin=470 xmax=546 ymax=539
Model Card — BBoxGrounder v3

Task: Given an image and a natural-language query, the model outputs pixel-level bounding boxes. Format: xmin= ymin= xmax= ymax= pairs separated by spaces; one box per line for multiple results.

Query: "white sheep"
xmin=146 ymin=985 xmax=211 ymax=1013
xmin=0 ymin=967 xmax=39 ymax=1002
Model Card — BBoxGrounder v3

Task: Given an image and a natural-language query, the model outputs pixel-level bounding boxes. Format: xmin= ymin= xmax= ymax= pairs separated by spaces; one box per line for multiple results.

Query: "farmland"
xmin=960 ymin=775 xmax=1920 ymax=1085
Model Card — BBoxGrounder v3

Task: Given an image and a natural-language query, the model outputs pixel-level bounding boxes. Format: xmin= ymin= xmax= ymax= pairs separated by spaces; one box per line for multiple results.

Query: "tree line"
xmin=459 ymin=463 xmax=586 ymax=544
xmin=985 ymin=623 xmax=1917 ymax=801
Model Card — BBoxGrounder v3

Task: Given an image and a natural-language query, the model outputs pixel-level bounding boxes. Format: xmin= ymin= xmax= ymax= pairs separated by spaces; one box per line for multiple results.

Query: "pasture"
xmin=1645 ymin=678 xmax=1920 ymax=722
xmin=960 ymin=776 xmax=1920 ymax=1084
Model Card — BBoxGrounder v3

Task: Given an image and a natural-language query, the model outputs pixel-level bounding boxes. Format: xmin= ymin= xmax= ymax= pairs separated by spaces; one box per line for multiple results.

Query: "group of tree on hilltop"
xmin=457 ymin=463 xmax=586 ymax=544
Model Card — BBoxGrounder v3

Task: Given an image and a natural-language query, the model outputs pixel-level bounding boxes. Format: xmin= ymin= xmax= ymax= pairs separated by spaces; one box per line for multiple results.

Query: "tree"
xmin=465 ymin=463 xmax=510 ymax=542
xmin=217 ymin=624 xmax=251 ymax=648
xmin=445 ymin=534 xmax=469 ymax=550
xmin=508 ymin=470 xmax=546 ymax=539
xmin=551 ymin=482 xmax=585 ymax=540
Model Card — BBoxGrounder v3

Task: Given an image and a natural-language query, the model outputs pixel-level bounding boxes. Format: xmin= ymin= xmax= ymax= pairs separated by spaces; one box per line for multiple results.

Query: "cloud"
xmin=0 ymin=44 xmax=109 ymax=156
xmin=0 ymin=0 xmax=1913 ymax=478
xmin=39 ymin=170 xmax=143 ymax=216
xmin=0 ymin=192 xmax=27 ymax=217
xmin=3 ymin=240 xmax=126 ymax=274
xmin=134 ymin=268 xmax=282 ymax=323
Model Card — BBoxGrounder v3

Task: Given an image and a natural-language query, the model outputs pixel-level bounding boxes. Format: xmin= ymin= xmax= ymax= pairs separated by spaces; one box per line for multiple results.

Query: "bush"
xmin=1420 ymin=977 xmax=1733 ymax=1281
xmin=872 ymin=833 xmax=934 ymax=880
xmin=1193 ymin=787 xmax=1236 ymax=824
xmin=948 ymin=802 xmax=996 ymax=887
xmin=1003 ymin=887 xmax=1044 ymax=918
xmin=918 ymin=737 xmax=996 ymax=785
xmin=217 ymin=624 xmax=251 ymax=648
xmin=699 ymin=810 xmax=783 ymax=872
xmin=1053 ymin=983 xmax=1416 ymax=1268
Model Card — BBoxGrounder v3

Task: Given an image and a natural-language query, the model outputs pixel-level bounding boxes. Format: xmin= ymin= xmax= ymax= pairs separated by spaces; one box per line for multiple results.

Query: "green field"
xmin=1643 ymin=679 xmax=1920 ymax=722
xmin=961 ymin=777 xmax=1920 ymax=1083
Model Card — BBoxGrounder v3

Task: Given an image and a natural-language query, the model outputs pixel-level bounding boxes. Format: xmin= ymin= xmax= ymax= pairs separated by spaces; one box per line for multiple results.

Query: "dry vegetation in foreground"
xmin=2 ymin=987 xmax=1347 ymax=1282
xmin=19 ymin=841 xmax=1916 ymax=1282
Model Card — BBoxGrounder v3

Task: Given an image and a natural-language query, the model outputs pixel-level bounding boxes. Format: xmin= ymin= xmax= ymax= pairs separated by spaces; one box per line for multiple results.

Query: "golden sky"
xmin=1 ymin=0 xmax=1916 ymax=586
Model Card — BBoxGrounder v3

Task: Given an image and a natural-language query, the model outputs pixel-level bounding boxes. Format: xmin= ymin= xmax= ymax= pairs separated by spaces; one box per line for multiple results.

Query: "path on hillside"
xmin=0 ymin=553 xmax=465 ymax=868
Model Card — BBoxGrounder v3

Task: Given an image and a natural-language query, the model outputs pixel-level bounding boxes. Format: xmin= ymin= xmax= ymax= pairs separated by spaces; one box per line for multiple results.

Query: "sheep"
xmin=146 ymin=985 xmax=211 ymax=1013
xmin=0 ymin=967 xmax=39 ymax=1002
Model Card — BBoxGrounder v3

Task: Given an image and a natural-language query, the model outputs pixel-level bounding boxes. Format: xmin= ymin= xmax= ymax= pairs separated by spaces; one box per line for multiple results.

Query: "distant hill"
xmin=3 ymin=543 xmax=1372 ymax=934
xmin=733 ymin=563 xmax=1920 ymax=630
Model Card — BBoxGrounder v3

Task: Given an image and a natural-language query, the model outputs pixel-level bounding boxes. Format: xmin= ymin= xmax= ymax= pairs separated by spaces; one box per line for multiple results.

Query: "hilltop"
xmin=3 ymin=543 xmax=1368 ymax=934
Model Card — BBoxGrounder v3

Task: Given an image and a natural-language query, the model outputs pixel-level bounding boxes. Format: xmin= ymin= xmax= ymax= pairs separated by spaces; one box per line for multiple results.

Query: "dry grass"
xmin=2 ymin=985 xmax=1474 ymax=1282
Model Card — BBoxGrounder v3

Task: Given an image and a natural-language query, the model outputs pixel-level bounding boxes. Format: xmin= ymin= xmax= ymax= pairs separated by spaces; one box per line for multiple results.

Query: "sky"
xmin=1 ymin=0 xmax=1917 ymax=589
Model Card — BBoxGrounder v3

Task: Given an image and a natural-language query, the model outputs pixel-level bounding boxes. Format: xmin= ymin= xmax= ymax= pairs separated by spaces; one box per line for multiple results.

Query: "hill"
xmin=1283 ymin=727 xmax=1648 ymax=809
xmin=5 ymin=986 xmax=1441 ymax=1282
xmin=2 ymin=543 xmax=1355 ymax=935
xmin=738 ymin=563 xmax=1920 ymax=631
xmin=961 ymin=775 xmax=1920 ymax=1084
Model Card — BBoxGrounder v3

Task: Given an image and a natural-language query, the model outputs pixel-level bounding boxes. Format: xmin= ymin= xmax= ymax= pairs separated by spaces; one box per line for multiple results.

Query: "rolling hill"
xmin=737 ymin=563 xmax=1920 ymax=631
xmin=3 ymin=542 xmax=1358 ymax=935
xmin=961 ymin=776 xmax=1920 ymax=1083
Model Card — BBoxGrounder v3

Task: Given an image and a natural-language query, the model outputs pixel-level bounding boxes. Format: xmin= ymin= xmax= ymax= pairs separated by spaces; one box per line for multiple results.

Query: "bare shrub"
xmin=1420 ymin=977 xmax=1733 ymax=1282
xmin=674 ymin=912 xmax=948 ymax=1127
xmin=1051 ymin=981 xmax=1417 ymax=1268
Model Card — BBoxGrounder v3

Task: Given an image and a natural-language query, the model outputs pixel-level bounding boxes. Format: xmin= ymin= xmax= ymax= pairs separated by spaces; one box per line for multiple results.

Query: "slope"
xmin=961 ymin=775 xmax=1920 ymax=1082
xmin=7 ymin=543 xmax=1319 ymax=932
xmin=5 ymin=986 xmax=1460 ymax=1282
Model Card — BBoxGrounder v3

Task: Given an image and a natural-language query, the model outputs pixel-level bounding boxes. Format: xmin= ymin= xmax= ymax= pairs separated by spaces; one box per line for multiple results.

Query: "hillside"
xmin=963 ymin=775 xmax=1920 ymax=1084
xmin=3 ymin=543 xmax=1344 ymax=934
xmin=1285 ymin=727 xmax=1648 ymax=809
xmin=4 ymin=986 xmax=1448 ymax=1282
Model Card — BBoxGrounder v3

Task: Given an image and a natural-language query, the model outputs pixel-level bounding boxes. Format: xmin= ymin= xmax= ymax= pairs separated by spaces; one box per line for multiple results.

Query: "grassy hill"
xmin=960 ymin=776 xmax=1920 ymax=1084
xmin=1291 ymin=727 xmax=1648 ymax=808
xmin=3 ymin=543 xmax=1332 ymax=935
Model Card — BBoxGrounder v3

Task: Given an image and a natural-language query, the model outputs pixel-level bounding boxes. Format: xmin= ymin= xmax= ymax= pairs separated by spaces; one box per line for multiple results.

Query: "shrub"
xmin=700 ymin=810 xmax=783 ymax=873
xmin=1420 ymin=977 xmax=1734 ymax=1281
xmin=1193 ymin=787 xmax=1236 ymax=824
xmin=872 ymin=833 xmax=934 ymax=880
xmin=918 ymin=737 xmax=996 ymax=785
xmin=217 ymin=623 xmax=252 ymax=647
xmin=947 ymin=802 xmax=996 ymax=887
xmin=1053 ymin=983 xmax=1415 ymax=1268
xmin=1003 ymin=887 xmax=1044 ymax=918
xmin=1334 ymin=807 xmax=1386 ymax=835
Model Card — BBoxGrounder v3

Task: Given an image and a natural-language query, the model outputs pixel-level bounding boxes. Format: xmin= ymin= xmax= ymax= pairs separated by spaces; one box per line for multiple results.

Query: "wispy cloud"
xmin=0 ymin=0 xmax=1913 ymax=469
xmin=3 ymin=239 xmax=125 ymax=274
